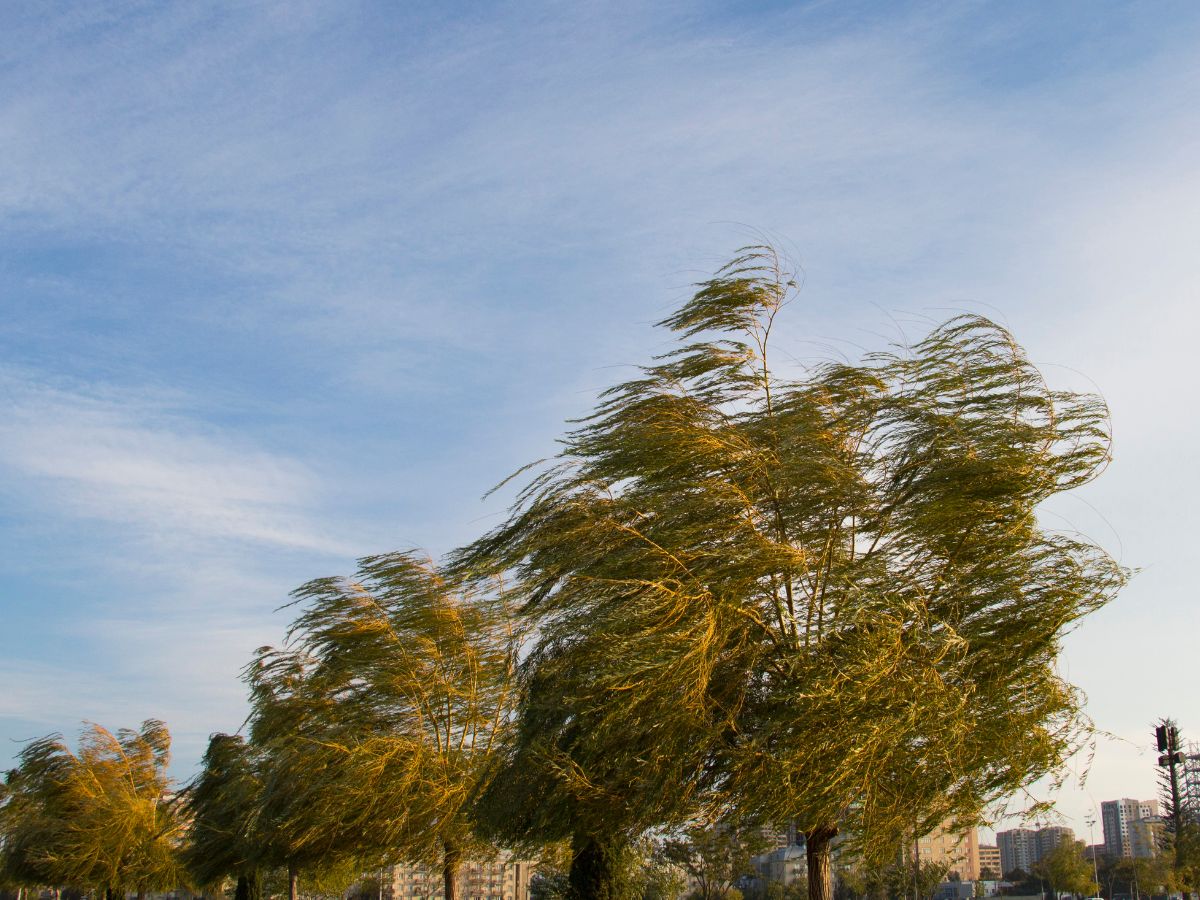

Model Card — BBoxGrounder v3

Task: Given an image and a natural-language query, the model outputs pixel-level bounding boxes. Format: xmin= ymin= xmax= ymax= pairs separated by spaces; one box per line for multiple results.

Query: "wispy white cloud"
xmin=0 ymin=369 xmax=358 ymax=557
xmin=2 ymin=0 xmax=1198 ymax=800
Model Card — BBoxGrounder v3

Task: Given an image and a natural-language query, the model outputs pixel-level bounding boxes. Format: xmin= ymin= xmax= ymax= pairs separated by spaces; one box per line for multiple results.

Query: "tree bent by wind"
xmin=458 ymin=247 xmax=1126 ymax=900
xmin=244 ymin=551 xmax=519 ymax=900
xmin=0 ymin=721 xmax=185 ymax=900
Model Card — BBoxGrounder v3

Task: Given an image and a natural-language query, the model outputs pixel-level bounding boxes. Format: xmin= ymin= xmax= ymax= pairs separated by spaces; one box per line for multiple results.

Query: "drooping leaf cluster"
xmin=180 ymin=732 xmax=266 ymax=895
xmin=240 ymin=551 xmax=518 ymax=894
xmin=0 ymin=721 xmax=185 ymax=895
xmin=459 ymin=246 xmax=1126 ymax=868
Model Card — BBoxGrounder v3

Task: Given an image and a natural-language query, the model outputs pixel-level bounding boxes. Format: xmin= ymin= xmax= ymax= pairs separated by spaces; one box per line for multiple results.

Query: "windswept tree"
xmin=1036 ymin=840 xmax=1098 ymax=899
xmin=458 ymin=247 xmax=1125 ymax=900
xmin=246 ymin=551 xmax=518 ymax=900
xmin=182 ymin=733 xmax=266 ymax=900
xmin=0 ymin=721 xmax=185 ymax=899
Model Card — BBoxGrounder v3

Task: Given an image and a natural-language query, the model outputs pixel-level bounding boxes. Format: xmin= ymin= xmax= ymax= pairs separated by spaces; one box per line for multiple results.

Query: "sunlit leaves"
xmin=459 ymin=246 xmax=1125 ymax=873
xmin=0 ymin=721 xmax=185 ymax=894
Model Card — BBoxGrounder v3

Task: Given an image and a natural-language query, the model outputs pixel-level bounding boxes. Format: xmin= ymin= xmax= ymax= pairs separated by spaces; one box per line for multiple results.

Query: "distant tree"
xmin=1172 ymin=825 xmax=1200 ymax=898
xmin=247 ymin=551 xmax=518 ymax=900
xmin=457 ymin=247 xmax=1125 ymax=900
xmin=0 ymin=721 xmax=185 ymax=899
xmin=1106 ymin=856 xmax=1175 ymax=900
xmin=181 ymin=733 xmax=265 ymax=900
xmin=660 ymin=824 xmax=768 ymax=900
xmin=906 ymin=859 xmax=951 ymax=900
xmin=1036 ymin=840 xmax=1097 ymax=899
xmin=978 ymin=868 xmax=998 ymax=882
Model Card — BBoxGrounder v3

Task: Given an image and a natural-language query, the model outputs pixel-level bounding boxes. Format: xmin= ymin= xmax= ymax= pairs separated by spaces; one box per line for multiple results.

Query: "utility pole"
xmin=1157 ymin=721 xmax=1186 ymax=900
xmin=1085 ymin=813 xmax=1100 ymax=892
xmin=1159 ymin=723 xmax=1186 ymax=835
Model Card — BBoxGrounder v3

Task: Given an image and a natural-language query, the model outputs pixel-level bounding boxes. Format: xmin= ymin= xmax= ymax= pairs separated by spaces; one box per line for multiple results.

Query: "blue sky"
xmin=2 ymin=0 xmax=1199 ymax=836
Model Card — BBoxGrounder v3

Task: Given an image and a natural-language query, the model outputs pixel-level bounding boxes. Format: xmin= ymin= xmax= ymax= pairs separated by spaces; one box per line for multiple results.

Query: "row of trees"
xmin=1 ymin=247 xmax=1127 ymax=900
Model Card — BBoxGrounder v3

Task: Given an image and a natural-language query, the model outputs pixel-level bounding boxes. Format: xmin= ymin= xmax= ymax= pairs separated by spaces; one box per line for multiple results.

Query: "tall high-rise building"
xmin=997 ymin=829 xmax=1037 ymax=876
xmin=1102 ymin=799 xmax=1157 ymax=858
xmin=994 ymin=825 xmax=1075 ymax=876
xmin=1036 ymin=826 xmax=1075 ymax=859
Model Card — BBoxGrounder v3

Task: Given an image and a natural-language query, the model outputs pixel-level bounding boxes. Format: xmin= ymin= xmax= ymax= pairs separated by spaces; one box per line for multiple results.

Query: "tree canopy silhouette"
xmin=459 ymin=246 xmax=1125 ymax=900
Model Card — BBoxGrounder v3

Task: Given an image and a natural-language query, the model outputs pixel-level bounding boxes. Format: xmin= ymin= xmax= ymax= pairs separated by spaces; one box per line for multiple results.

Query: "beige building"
xmin=1130 ymin=816 xmax=1165 ymax=859
xmin=978 ymin=844 xmax=1001 ymax=878
xmin=915 ymin=821 xmax=981 ymax=880
xmin=382 ymin=856 xmax=532 ymax=900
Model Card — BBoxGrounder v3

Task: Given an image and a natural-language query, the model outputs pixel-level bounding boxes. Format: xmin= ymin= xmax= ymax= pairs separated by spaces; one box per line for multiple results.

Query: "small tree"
xmin=247 ymin=551 xmax=518 ymax=900
xmin=182 ymin=733 xmax=266 ymax=900
xmin=0 ymin=721 xmax=185 ymax=899
xmin=660 ymin=824 xmax=769 ymax=900
xmin=1036 ymin=841 xmax=1097 ymax=899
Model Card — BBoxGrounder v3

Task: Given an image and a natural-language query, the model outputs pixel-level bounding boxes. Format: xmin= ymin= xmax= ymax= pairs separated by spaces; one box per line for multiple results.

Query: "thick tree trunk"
xmin=248 ymin=871 xmax=264 ymax=900
xmin=288 ymin=863 xmax=299 ymax=900
xmin=235 ymin=875 xmax=250 ymax=900
xmin=443 ymin=839 xmax=462 ymax=900
xmin=569 ymin=834 xmax=621 ymax=900
xmin=806 ymin=824 xmax=838 ymax=900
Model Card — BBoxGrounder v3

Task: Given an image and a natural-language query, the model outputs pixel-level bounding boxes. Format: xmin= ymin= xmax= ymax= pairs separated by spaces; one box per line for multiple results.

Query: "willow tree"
xmin=182 ymin=733 xmax=266 ymax=900
xmin=0 ymin=721 xmax=185 ymax=899
xmin=458 ymin=247 xmax=1125 ymax=900
xmin=246 ymin=551 xmax=518 ymax=900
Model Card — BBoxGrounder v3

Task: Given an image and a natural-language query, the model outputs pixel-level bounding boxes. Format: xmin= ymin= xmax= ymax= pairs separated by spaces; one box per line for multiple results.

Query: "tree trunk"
xmin=570 ymin=834 xmax=621 ymax=900
xmin=806 ymin=824 xmax=838 ymax=900
xmin=288 ymin=863 xmax=299 ymax=900
xmin=249 ymin=870 xmax=264 ymax=900
xmin=236 ymin=875 xmax=250 ymax=900
xmin=443 ymin=839 xmax=462 ymax=900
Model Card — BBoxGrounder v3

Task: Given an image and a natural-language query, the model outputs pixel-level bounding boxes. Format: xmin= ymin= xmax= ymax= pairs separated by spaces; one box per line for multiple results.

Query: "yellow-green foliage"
xmin=460 ymin=246 xmax=1126 ymax=863
xmin=244 ymin=551 xmax=518 ymax=878
xmin=0 ymin=721 xmax=185 ymax=893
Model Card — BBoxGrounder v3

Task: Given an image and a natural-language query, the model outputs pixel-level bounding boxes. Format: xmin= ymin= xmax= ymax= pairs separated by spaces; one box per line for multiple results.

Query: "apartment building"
xmin=914 ymin=821 xmax=981 ymax=880
xmin=382 ymin=856 xmax=532 ymax=900
xmin=997 ymin=829 xmax=1037 ymax=876
xmin=977 ymin=844 xmax=1001 ymax=878
xmin=1102 ymin=799 xmax=1159 ymax=859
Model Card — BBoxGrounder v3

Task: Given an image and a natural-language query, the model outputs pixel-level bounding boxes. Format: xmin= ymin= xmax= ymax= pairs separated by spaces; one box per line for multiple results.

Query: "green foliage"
xmin=1171 ymin=823 xmax=1200 ymax=894
xmin=245 ymin=551 xmax=518 ymax=892
xmin=839 ymin=854 xmax=949 ymax=900
xmin=182 ymin=733 xmax=264 ymax=889
xmin=1099 ymin=854 xmax=1174 ymax=899
xmin=457 ymin=246 xmax=1125 ymax=895
xmin=1035 ymin=840 xmax=1097 ymax=898
xmin=531 ymin=838 xmax=685 ymax=900
xmin=660 ymin=824 xmax=769 ymax=900
xmin=0 ymin=721 xmax=185 ymax=894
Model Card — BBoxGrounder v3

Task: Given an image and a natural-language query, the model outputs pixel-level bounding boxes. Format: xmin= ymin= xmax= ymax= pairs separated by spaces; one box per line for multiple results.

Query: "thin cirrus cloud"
xmin=0 ymin=369 xmax=358 ymax=559
xmin=1 ymin=0 xmax=1199 ymax=825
